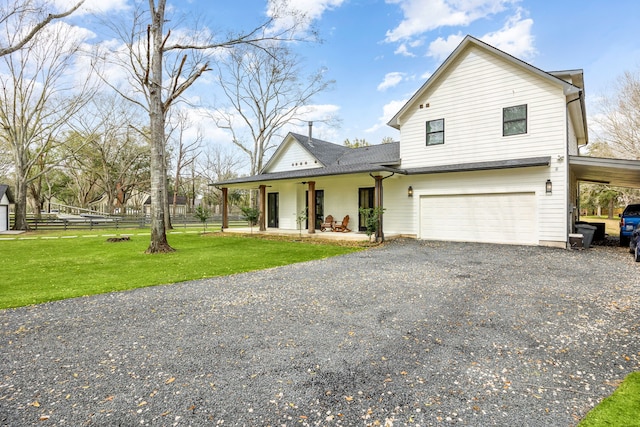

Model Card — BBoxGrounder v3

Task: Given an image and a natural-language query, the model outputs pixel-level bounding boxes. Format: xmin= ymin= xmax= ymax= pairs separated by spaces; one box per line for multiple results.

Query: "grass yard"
xmin=0 ymin=232 xmax=363 ymax=309
xmin=579 ymin=372 xmax=640 ymax=426
xmin=580 ymin=216 xmax=620 ymax=237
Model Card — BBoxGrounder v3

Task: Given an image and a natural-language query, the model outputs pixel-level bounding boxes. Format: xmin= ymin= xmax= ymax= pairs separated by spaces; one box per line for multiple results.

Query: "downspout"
xmin=566 ymin=92 xmax=582 ymax=244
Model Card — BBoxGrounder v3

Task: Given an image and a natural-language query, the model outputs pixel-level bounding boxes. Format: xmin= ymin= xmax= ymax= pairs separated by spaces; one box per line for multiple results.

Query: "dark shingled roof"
xmin=212 ymin=132 xmax=548 ymax=187
xmin=289 ymin=133 xmax=351 ymax=167
xmin=214 ymin=135 xmax=401 ymax=186
xmin=0 ymin=184 xmax=14 ymax=203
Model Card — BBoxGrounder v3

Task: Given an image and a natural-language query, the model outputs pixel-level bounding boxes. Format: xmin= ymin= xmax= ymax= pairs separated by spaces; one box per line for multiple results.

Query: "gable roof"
xmin=261 ymin=132 xmax=351 ymax=172
xmin=0 ymin=184 xmax=14 ymax=203
xmin=214 ymin=140 xmax=401 ymax=186
xmin=387 ymin=35 xmax=585 ymax=136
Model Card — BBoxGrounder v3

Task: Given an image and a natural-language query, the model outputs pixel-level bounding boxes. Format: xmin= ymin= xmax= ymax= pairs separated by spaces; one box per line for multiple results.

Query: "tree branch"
xmin=0 ymin=1 xmax=84 ymax=57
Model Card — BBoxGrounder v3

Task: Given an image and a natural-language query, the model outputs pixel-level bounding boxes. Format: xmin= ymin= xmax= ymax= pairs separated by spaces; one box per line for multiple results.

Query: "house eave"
xmin=404 ymin=156 xmax=551 ymax=175
xmin=212 ymin=164 xmax=404 ymax=187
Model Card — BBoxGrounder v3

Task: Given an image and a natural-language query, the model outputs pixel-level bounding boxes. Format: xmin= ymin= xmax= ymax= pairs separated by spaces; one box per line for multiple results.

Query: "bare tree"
xmin=212 ymin=43 xmax=335 ymax=176
xmin=0 ymin=19 xmax=95 ymax=230
xmin=167 ymin=109 xmax=201 ymax=219
xmin=62 ymin=95 xmax=150 ymax=214
xmin=196 ymin=143 xmax=246 ymax=212
xmin=593 ymin=69 xmax=640 ymax=160
xmin=96 ymin=0 xmax=312 ymax=253
xmin=0 ymin=0 xmax=84 ymax=57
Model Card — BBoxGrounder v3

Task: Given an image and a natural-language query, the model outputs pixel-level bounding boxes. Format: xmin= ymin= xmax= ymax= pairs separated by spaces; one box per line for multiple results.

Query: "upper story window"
xmin=503 ymin=104 xmax=527 ymax=136
xmin=426 ymin=118 xmax=444 ymax=145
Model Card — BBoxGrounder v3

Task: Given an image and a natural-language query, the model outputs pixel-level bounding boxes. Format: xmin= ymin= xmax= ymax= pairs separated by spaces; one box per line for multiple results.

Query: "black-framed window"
xmin=426 ymin=118 xmax=444 ymax=145
xmin=503 ymin=104 xmax=527 ymax=136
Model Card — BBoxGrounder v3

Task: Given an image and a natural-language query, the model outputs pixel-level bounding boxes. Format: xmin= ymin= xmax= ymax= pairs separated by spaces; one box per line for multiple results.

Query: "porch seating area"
xmin=320 ymin=215 xmax=351 ymax=233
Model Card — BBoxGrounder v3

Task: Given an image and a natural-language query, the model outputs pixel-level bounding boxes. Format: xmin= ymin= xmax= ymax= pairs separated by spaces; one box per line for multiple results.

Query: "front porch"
xmin=220 ymin=226 xmax=407 ymax=242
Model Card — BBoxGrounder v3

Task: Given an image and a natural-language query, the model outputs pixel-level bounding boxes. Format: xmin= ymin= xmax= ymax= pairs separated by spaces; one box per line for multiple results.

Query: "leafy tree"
xmin=241 ymin=206 xmax=259 ymax=233
xmin=295 ymin=208 xmax=307 ymax=237
xmin=344 ymin=138 xmax=370 ymax=148
xmin=193 ymin=205 xmax=210 ymax=232
xmin=359 ymin=206 xmax=385 ymax=242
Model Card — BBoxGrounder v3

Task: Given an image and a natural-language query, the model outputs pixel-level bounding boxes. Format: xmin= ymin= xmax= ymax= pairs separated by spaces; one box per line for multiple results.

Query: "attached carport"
xmin=570 ymin=156 xmax=640 ymax=243
xmin=570 ymin=156 xmax=640 ymax=188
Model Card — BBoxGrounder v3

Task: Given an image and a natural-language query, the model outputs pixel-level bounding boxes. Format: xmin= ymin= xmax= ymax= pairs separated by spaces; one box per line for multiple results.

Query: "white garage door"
xmin=419 ymin=193 xmax=537 ymax=245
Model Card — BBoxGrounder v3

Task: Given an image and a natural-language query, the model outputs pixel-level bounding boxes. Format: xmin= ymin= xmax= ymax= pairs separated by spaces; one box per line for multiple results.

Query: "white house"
xmin=214 ymin=35 xmax=640 ymax=248
xmin=0 ymin=184 xmax=14 ymax=232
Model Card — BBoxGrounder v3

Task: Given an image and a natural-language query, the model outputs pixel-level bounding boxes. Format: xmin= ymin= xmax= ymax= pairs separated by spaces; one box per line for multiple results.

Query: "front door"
xmin=267 ymin=192 xmax=279 ymax=228
xmin=359 ymin=187 xmax=375 ymax=231
xmin=305 ymin=189 xmax=324 ymax=229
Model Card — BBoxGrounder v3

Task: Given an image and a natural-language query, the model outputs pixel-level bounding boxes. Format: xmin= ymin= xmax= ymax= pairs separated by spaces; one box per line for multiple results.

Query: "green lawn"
xmin=580 ymin=216 xmax=620 ymax=237
xmin=0 ymin=232 xmax=363 ymax=309
xmin=579 ymin=372 xmax=640 ymax=426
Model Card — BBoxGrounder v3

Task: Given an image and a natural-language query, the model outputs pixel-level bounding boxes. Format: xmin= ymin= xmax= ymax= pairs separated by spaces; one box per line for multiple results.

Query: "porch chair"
xmin=333 ymin=215 xmax=351 ymax=232
xmin=320 ymin=215 xmax=335 ymax=232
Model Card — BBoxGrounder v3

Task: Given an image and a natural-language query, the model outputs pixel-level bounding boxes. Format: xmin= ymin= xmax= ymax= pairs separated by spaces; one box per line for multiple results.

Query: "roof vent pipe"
xmin=308 ymin=121 xmax=313 ymax=142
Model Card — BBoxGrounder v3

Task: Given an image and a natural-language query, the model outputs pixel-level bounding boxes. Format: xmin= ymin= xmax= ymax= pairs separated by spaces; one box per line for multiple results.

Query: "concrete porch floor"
xmin=220 ymin=227 xmax=403 ymax=242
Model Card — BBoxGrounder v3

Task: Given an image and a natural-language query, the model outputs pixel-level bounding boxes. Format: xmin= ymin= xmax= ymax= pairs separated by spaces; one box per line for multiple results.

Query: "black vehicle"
xmin=630 ymin=223 xmax=640 ymax=262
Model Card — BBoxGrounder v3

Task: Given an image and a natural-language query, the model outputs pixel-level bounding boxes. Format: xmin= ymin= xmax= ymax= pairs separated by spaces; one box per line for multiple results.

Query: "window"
xmin=426 ymin=118 xmax=444 ymax=145
xmin=503 ymin=104 xmax=527 ymax=136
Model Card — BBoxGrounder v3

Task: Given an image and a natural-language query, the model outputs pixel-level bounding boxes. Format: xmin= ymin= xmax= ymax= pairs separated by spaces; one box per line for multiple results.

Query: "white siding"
xmin=0 ymin=205 xmax=7 ymax=232
xmin=383 ymin=168 xmax=567 ymax=246
xmin=398 ymin=48 xmax=568 ymax=169
xmin=266 ymin=142 xmax=321 ymax=173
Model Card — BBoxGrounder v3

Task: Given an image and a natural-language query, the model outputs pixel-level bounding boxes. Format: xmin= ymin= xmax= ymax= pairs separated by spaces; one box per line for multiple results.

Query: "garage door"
xmin=419 ymin=193 xmax=537 ymax=245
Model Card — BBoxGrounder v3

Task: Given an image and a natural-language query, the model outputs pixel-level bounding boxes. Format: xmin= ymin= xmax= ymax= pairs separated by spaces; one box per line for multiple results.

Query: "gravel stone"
xmin=1 ymin=239 xmax=639 ymax=426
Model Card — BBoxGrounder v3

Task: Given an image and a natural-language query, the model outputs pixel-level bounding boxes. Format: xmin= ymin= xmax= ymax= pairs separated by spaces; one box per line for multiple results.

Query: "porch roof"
xmin=0 ymin=184 xmax=14 ymax=203
xmin=212 ymin=163 xmax=403 ymax=187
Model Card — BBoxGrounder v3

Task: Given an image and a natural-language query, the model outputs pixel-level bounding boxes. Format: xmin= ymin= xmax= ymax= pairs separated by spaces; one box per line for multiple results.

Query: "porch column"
xmin=258 ymin=185 xmax=266 ymax=232
xmin=221 ymin=187 xmax=228 ymax=230
xmin=307 ymin=181 xmax=316 ymax=234
xmin=374 ymin=175 xmax=385 ymax=242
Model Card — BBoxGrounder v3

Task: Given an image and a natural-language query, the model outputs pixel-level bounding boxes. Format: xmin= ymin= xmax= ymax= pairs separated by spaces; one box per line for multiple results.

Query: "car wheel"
xmin=621 ymin=236 xmax=630 ymax=247
xmin=635 ymin=245 xmax=640 ymax=262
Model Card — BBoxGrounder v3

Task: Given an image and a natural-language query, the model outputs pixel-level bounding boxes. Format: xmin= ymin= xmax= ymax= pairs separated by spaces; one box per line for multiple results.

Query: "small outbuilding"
xmin=0 ymin=184 xmax=14 ymax=232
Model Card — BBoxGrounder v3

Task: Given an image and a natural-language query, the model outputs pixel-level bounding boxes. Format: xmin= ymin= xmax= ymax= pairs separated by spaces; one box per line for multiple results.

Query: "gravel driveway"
xmin=1 ymin=239 xmax=639 ymax=426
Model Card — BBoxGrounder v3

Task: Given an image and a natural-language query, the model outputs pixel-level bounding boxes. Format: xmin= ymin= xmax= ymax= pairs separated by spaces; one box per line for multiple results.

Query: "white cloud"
xmin=267 ymin=0 xmax=346 ymax=36
xmin=377 ymin=72 xmax=406 ymax=91
xmin=426 ymin=33 xmax=465 ymax=62
xmin=480 ymin=9 xmax=535 ymax=59
xmin=365 ymin=99 xmax=408 ymax=133
xmin=385 ymin=0 xmax=514 ymax=42
xmin=425 ymin=10 xmax=535 ymax=62
xmin=54 ymin=0 xmax=130 ymax=15
xmin=394 ymin=43 xmax=415 ymax=57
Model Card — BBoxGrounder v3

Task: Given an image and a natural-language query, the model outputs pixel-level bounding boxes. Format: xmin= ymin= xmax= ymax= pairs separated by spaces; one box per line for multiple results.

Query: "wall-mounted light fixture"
xmin=408 ymin=186 xmax=413 ymax=198
xmin=545 ymin=179 xmax=552 ymax=194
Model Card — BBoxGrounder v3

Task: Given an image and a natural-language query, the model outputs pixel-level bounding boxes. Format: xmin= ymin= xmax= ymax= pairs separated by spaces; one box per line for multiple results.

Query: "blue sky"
xmin=60 ymin=0 xmax=640 ymax=153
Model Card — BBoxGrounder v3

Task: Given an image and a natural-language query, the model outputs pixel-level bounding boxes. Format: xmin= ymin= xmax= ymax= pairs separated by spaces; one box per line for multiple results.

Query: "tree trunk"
xmin=146 ymin=0 xmax=173 ymax=253
xmin=13 ymin=178 xmax=30 ymax=230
